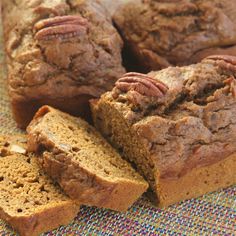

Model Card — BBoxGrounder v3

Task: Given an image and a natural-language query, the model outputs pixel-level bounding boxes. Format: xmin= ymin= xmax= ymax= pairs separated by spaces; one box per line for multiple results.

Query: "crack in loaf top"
xmin=113 ymin=0 xmax=236 ymax=71
xmin=2 ymin=0 xmax=125 ymax=101
xmin=108 ymin=55 xmax=236 ymax=125
xmin=98 ymin=55 xmax=236 ymax=179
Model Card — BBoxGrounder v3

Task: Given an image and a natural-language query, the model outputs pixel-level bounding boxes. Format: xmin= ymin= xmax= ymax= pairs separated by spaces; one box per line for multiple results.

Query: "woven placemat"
xmin=0 ymin=14 xmax=235 ymax=236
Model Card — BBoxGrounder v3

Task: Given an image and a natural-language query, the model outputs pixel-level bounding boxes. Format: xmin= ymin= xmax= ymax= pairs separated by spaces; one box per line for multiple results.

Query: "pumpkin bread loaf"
xmin=27 ymin=106 xmax=148 ymax=211
xmin=0 ymin=135 xmax=80 ymax=236
xmin=1 ymin=0 xmax=125 ymax=128
xmin=113 ymin=0 xmax=236 ymax=72
xmin=91 ymin=55 xmax=236 ymax=207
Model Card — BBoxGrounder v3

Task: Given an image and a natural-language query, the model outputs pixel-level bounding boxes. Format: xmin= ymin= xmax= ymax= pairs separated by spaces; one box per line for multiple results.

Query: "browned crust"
xmin=2 ymin=0 xmax=125 ymax=130
xmin=12 ymin=95 xmax=93 ymax=129
xmin=157 ymin=152 xmax=236 ymax=207
xmin=0 ymin=201 xmax=79 ymax=236
xmin=41 ymin=150 xmax=147 ymax=212
xmin=91 ymin=96 xmax=236 ymax=207
xmin=113 ymin=1 xmax=236 ymax=70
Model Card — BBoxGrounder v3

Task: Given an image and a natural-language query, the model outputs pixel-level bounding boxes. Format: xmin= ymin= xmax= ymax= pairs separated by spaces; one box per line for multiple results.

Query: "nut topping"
xmin=115 ymin=72 xmax=169 ymax=97
xmin=224 ymin=77 xmax=236 ymax=98
xmin=207 ymin=55 xmax=236 ymax=74
xmin=34 ymin=15 xmax=88 ymax=41
xmin=207 ymin=55 xmax=236 ymax=98
xmin=9 ymin=144 xmax=26 ymax=154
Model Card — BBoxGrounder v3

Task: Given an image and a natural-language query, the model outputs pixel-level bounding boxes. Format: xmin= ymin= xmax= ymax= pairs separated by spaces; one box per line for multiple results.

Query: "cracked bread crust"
xmin=0 ymin=135 xmax=80 ymax=236
xmin=113 ymin=0 xmax=236 ymax=72
xmin=91 ymin=56 xmax=236 ymax=206
xmin=1 ymin=0 xmax=125 ymax=128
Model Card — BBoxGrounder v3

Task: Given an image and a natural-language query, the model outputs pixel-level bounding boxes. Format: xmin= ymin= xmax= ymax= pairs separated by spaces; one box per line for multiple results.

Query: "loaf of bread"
xmin=1 ymin=0 xmax=125 ymax=128
xmin=0 ymin=135 xmax=80 ymax=236
xmin=27 ymin=106 xmax=148 ymax=211
xmin=114 ymin=0 xmax=236 ymax=72
xmin=91 ymin=55 xmax=236 ymax=207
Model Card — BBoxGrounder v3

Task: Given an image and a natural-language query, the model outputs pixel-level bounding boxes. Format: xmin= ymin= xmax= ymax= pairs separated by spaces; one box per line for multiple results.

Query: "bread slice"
xmin=27 ymin=106 xmax=148 ymax=211
xmin=91 ymin=57 xmax=236 ymax=207
xmin=0 ymin=135 xmax=80 ymax=236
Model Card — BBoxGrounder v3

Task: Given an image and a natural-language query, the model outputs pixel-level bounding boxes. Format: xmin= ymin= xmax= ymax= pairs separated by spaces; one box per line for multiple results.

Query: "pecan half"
xmin=207 ymin=55 xmax=236 ymax=74
xmin=34 ymin=15 xmax=88 ymax=41
xmin=115 ymin=72 xmax=169 ymax=97
xmin=224 ymin=77 xmax=236 ymax=98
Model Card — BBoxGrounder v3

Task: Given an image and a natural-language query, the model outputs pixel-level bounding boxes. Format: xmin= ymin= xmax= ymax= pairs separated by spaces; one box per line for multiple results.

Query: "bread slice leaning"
xmin=27 ymin=106 xmax=148 ymax=211
xmin=0 ymin=135 xmax=80 ymax=236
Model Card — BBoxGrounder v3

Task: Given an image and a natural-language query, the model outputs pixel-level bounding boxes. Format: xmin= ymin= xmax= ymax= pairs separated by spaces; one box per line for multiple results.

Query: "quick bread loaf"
xmin=27 ymin=106 xmax=148 ymax=211
xmin=1 ymin=0 xmax=125 ymax=128
xmin=91 ymin=55 xmax=236 ymax=207
xmin=0 ymin=135 xmax=80 ymax=236
xmin=114 ymin=0 xmax=236 ymax=72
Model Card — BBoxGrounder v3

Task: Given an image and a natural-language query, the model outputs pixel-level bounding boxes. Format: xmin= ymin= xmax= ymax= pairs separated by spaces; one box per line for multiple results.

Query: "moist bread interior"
xmin=31 ymin=107 xmax=145 ymax=183
xmin=0 ymin=154 xmax=70 ymax=216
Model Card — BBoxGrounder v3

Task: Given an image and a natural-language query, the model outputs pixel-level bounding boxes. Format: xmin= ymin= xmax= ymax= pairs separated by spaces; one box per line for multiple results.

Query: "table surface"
xmin=0 ymin=3 xmax=235 ymax=236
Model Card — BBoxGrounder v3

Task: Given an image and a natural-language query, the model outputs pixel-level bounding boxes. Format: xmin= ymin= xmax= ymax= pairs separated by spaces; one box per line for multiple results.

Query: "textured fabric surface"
xmin=0 ymin=10 xmax=235 ymax=236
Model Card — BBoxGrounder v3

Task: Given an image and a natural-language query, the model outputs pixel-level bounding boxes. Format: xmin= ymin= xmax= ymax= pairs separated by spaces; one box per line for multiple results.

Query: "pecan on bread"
xmin=1 ymin=0 xmax=125 ymax=128
xmin=206 ymin=55 xmax=236 ymax=74
xmin=115 ymin=72 xmax=169 ymax=97
xmin=91 ymin=55 xmax=236 ymax=207
xmin=34 ymin=15 xmax=88 ymax=41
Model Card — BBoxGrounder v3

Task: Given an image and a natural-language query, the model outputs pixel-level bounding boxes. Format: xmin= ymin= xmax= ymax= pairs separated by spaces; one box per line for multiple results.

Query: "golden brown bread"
xmin=154 ymin=153 xmax=236 ymax=207
xmin=0 ymin=135 xmax=80 ymax=236
xmin=1 ymin=0 xmax=125 ymax=129
xmin=27 ymin=106 xmax=148 ymax=211
xmin=91 ymin=56 xmax=236 ymax=206
xmin=114 ymin=0 xmax=236 ymax=72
